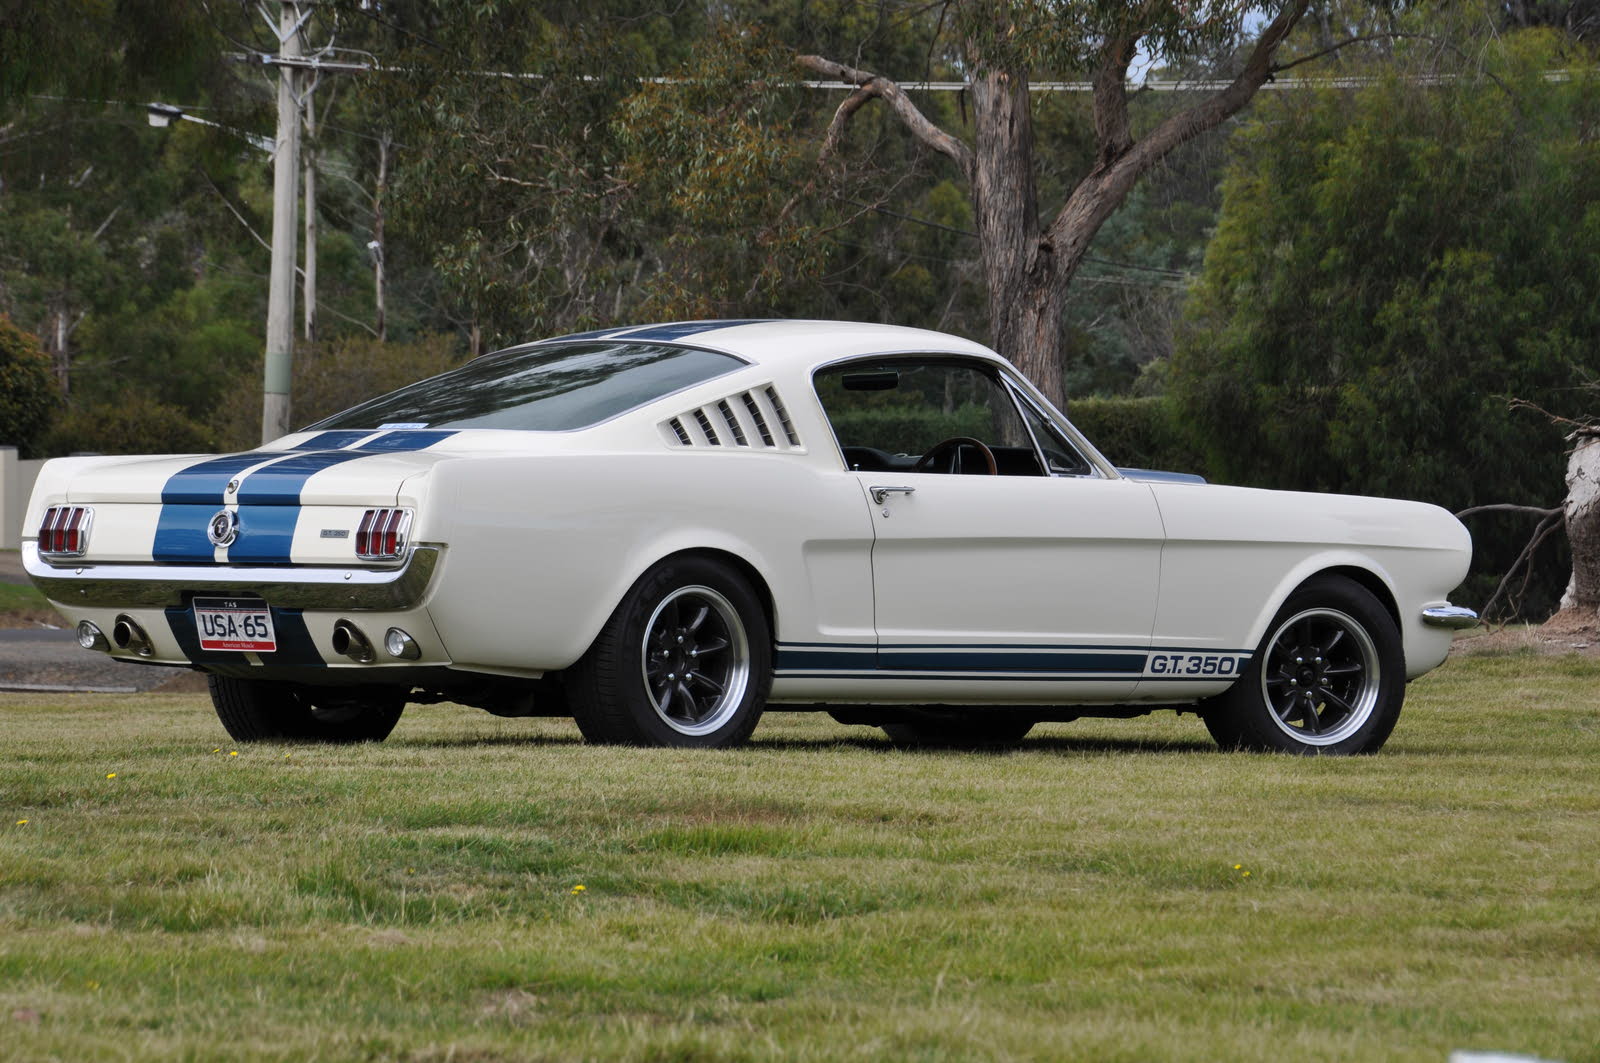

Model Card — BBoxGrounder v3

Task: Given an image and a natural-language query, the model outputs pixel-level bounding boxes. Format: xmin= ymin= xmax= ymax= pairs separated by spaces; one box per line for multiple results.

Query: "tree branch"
xmin=796 ymin=54 xmax=974 ymax=179
xmin=1270 ymin=32 xmax=1428 ymax=76
xmin=1046 ymin=0 xmax=1311 ymax=250
xmin=1091 ymin=32 xmax=1139 ymax=169
xmin=1456 ymin=503 xmax=1563 ymax=520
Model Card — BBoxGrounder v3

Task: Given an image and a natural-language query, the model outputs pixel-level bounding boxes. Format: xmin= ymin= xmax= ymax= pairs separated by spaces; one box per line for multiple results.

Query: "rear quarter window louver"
xmin=661 ymin=386 xmax=804 ymax=451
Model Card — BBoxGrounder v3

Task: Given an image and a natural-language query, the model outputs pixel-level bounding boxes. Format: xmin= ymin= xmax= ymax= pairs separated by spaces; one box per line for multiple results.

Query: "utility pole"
xmin=262 ymin=1 xmax=308 ymax=444
xmin=302 ymin=83 xmax=319 ymax=343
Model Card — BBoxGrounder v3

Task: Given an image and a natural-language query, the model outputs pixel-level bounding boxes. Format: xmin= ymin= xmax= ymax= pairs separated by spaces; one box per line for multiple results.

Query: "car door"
xmin=814 ymin=357 xmax=1166 ymax=703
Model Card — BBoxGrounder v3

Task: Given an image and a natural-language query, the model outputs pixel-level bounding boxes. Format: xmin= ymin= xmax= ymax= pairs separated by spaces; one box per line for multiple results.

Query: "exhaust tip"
xmin=111 ymin=616 xmax=154 ymax=657
xmin=331 ymin=620 xmax=375 ymax=663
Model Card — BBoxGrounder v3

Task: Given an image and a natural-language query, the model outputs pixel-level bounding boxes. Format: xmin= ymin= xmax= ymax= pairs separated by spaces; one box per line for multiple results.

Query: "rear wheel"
xmin=565 ymin=557 xmax=770 ymax=747
xmin=208 ymin=676 xmax=406 ymax=743
xmin=1202 ymin=576 xmax=1403 ymax=755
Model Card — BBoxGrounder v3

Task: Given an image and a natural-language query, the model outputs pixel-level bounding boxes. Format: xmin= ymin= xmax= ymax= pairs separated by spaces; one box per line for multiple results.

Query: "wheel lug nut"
xmin=1295 ymin=657 xmax=1304 ymax=664
xmin=1289 ymin=678 xmax=1298 ymax=687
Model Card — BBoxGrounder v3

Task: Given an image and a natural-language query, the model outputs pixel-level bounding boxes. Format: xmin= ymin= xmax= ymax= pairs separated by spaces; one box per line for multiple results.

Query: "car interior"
xmin=814 ymin=358 xmax=1092 ymax=477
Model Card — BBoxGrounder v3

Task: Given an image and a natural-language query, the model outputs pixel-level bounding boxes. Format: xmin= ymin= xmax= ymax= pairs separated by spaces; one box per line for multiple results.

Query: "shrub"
xmin=0 ymin=316 xmax=62 ymax=457
xmin=41 ymin=394 xmax=216 ymax=456
xmin=209 ymin=333 xmax=467 ymax=451
xmin=1067 ymin=396 xmax=1204 ymax=476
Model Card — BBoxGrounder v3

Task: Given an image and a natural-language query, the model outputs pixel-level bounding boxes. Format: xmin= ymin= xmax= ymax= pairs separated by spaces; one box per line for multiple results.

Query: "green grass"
xmin=2 ymin=656 xmax=1598 ymax=1062
xmin=0 ymin=580 xmax=49 ymax=617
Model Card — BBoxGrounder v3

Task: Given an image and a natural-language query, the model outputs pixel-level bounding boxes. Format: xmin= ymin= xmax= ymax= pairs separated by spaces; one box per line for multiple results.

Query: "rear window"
xmin=309 ymin=341 xmax=746 ymax=432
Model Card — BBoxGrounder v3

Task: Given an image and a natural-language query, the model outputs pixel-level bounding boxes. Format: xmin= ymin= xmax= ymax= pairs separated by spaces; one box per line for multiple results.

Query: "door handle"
xmin=869 ymin=485 xmax=916 ymax=505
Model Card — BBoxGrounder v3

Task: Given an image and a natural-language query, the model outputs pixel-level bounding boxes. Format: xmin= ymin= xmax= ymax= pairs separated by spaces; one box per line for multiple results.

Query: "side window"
xmin=1011 ymin=390 xmax=1093 ymax=476
xmin=814 ymin=359 xmax=1045 ymax=476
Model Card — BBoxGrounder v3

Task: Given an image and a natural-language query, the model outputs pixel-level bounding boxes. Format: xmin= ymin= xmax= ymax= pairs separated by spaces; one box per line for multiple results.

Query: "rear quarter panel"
xmin=413 ymin=451 xmax=876 ymax=674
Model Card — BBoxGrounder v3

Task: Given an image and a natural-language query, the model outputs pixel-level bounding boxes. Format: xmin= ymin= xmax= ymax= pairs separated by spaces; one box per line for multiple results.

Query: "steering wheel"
xmin=914 ymin=436 xmax=998 ymax=475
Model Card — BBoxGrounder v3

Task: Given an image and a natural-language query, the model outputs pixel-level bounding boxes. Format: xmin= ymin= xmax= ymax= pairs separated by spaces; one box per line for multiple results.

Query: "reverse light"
xmin=77 ymin=621 xmax=109 ymax=652
xmin=385 ymin=628 xmax=421 ymax=659
xmin=38 ymin=506 xmax=93 ymax=557
xmin=354 ymin=508 xmax=412 ymax=560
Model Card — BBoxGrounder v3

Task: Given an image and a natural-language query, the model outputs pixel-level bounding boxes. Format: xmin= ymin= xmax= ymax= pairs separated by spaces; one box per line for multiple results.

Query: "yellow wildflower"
xmin=15 ymin=819 xmax=27 ymax=826
xmin=228 ymin=751 xmax=239 ymax=757
xmin=570 ymin=884 xmax=587 ymax=894
xmin=105 ymin=773 xmax=116 ymax=779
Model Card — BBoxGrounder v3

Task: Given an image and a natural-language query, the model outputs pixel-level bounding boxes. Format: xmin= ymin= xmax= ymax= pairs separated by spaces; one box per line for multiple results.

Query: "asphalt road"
xmin=1 ymin=549 xmax=194 ymax=693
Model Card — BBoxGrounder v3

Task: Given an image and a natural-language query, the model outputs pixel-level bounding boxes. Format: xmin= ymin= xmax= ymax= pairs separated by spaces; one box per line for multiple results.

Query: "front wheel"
xmin=565 ymin=557 xmax=771 ymax=747
xmin=208 ymin=676 xmax=406 ymax=743
xmin=1202 ymin=576 xmax=1404 ymax=755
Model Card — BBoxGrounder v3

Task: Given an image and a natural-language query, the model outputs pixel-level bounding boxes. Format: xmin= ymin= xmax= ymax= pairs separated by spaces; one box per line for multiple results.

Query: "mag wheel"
xmin=207 ymin=676 xmax=406 ymax=743
xmin=1203 ymin=576 xmax=1404 ymax=755
xmin=566 ymin=557 xmax=770 ymax=747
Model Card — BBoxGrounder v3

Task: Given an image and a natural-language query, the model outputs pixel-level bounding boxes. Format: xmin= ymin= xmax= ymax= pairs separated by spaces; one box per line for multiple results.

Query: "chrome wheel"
xmin=1260 ymin=607 xmax=1380 ymax=747
xmin=640 ymin=584 xmax=750 ymax=737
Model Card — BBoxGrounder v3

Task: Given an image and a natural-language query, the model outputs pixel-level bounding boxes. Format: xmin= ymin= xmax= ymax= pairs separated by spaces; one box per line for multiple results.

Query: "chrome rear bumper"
xmin=22 ymin=541 xmax=440 ymax=611
xmin=1420 ymin=604 xmax=1480 ymax=630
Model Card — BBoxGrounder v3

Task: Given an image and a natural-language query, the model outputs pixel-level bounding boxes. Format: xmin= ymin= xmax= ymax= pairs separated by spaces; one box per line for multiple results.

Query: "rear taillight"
xmin=38 ymin=506 xmax=93 ymax=557
xmin=355 ymin=508 xmax=411 ymax=560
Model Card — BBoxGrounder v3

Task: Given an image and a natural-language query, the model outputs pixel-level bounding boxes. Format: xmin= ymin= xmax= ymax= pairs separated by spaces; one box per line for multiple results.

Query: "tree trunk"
xmin=968 ymin=69 xmax=1068 ymax=409
xmin=372 ymin=133 xmax=389 ymax=342
xmin=1559 ymin=429 xmax=1600 ymax=614
xmin=51 ymin=308 xmax=68 ymax=396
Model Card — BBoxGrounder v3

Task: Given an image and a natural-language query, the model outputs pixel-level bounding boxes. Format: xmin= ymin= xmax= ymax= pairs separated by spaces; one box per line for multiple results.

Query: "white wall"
xmin=1 ymin=447 xmax=46 ymax=550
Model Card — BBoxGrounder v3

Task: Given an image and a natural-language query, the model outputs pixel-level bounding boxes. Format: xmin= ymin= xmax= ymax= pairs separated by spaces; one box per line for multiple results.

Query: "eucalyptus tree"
xmin=798 ymin=0 xmax=1313 ymax=406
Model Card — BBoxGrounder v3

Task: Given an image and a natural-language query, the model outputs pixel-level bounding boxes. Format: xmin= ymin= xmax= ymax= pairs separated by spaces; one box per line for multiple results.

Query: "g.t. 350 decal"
xmin=1144 ymin=652 xmax=1248 ymax=678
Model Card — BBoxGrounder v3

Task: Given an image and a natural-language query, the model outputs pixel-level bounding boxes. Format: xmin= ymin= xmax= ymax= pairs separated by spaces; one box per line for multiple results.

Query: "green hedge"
xmin=1066 ymin=396 xmax=1207 ymax=478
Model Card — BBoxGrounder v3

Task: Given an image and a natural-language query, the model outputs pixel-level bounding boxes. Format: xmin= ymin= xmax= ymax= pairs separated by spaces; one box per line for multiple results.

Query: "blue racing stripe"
xmin=880 ymin=648 xmax=1147 ymax=674
xmin=775 ymin=646 xmax=876 ymax=671
xmin=539 ymin=326 xmax=636 ymax=343
xmin=233 ymin=450 xmax=373 ymax=505
xmin=293 ymin=430 xmax=373 ymax=450
xmin=232 ymin=430 xmax=457 ymax=505
xmin=153 ymin=505 xmax=219 ymax=562
xmin=165 ymin=605 xmax=325 ymax=668
xmin=228 ymin=505 xmax=300 ymax=564
xmin=161 ymin=453 xmax=273 ymax=505
xmin=621 ymin=320 xmax=770 ymax=341
xmin=355 ymin=429 xmax=458 ymax=452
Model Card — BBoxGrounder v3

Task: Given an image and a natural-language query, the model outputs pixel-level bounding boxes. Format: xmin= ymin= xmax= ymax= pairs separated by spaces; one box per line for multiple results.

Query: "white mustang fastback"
xmin=24 ymin=320 xmax=1476 ymax=753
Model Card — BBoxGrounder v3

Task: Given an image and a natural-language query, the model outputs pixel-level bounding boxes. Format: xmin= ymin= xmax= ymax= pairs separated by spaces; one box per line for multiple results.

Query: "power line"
xmin=230 ymin=51 xmax=1588 ymax=92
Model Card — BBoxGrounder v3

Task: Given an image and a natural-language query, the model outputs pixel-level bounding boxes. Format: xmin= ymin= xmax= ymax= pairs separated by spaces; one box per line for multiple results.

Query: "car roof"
xmin=531 ymin=319 xmax=1001 ymax=371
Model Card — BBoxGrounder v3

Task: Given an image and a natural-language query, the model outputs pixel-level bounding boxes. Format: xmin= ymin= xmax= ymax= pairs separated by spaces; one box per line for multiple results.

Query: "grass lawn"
xmin=0 ymin=580 xmax=49 ymax=615
xmin=1 ymin=655 xmax=1597 ymax=1062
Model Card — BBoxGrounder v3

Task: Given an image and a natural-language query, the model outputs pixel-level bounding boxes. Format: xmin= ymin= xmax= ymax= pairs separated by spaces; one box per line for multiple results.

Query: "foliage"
xmin=3 ymin=657 xmax=1600 ymax=1059
xmin=1170 ymin=30 xmax=1600 ymax=614
xmin=209 ymin=332 xmax=467 ymax=451
xmin=40 ymin=393 xmax=216 ymax=457
xmin=0 ymin=315 xmax=60 ymax=456
xmin=1068 ymin=396 xmax=1204 ymax=474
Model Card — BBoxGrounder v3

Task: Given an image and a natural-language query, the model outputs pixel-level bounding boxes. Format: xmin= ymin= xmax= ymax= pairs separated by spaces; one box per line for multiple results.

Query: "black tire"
xmin=565 ymin=556 xmax=771 ymax=748
xmin=208 ymin=676 xmax=406 ymax=743
xmin=1201 ymin=575 xmax=1404 ymax=755
xmin=881 ymin=710 xmax=1035 ymax=748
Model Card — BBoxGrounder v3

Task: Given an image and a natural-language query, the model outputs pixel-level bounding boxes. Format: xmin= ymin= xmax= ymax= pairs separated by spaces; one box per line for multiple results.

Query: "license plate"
xmin=193 ymin=597 xmax=277 ymax=653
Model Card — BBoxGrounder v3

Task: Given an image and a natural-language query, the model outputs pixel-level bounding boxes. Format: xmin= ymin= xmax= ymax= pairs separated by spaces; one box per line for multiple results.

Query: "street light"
xmin=144 ymin=102 xmax=276 ymax=155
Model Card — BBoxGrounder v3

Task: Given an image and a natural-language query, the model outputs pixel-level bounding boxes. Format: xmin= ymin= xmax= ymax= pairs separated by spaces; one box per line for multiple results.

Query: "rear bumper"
xmin=1420 ymin=604 xmax=1480 ymax=630
xmin=22 ymin=541 xmax=441 ymax=611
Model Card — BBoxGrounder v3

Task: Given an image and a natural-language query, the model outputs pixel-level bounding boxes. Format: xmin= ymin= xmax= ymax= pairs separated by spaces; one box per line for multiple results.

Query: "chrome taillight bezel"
xmin=38 ymin=505 xmax=93 ymax=558
xmin=354 ymin=508 xmax=413 ymax=561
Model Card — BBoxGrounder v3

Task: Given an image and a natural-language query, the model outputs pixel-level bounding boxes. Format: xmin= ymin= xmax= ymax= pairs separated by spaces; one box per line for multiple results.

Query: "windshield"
xmin=309 ymin=341 xmax=747 ymax=432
